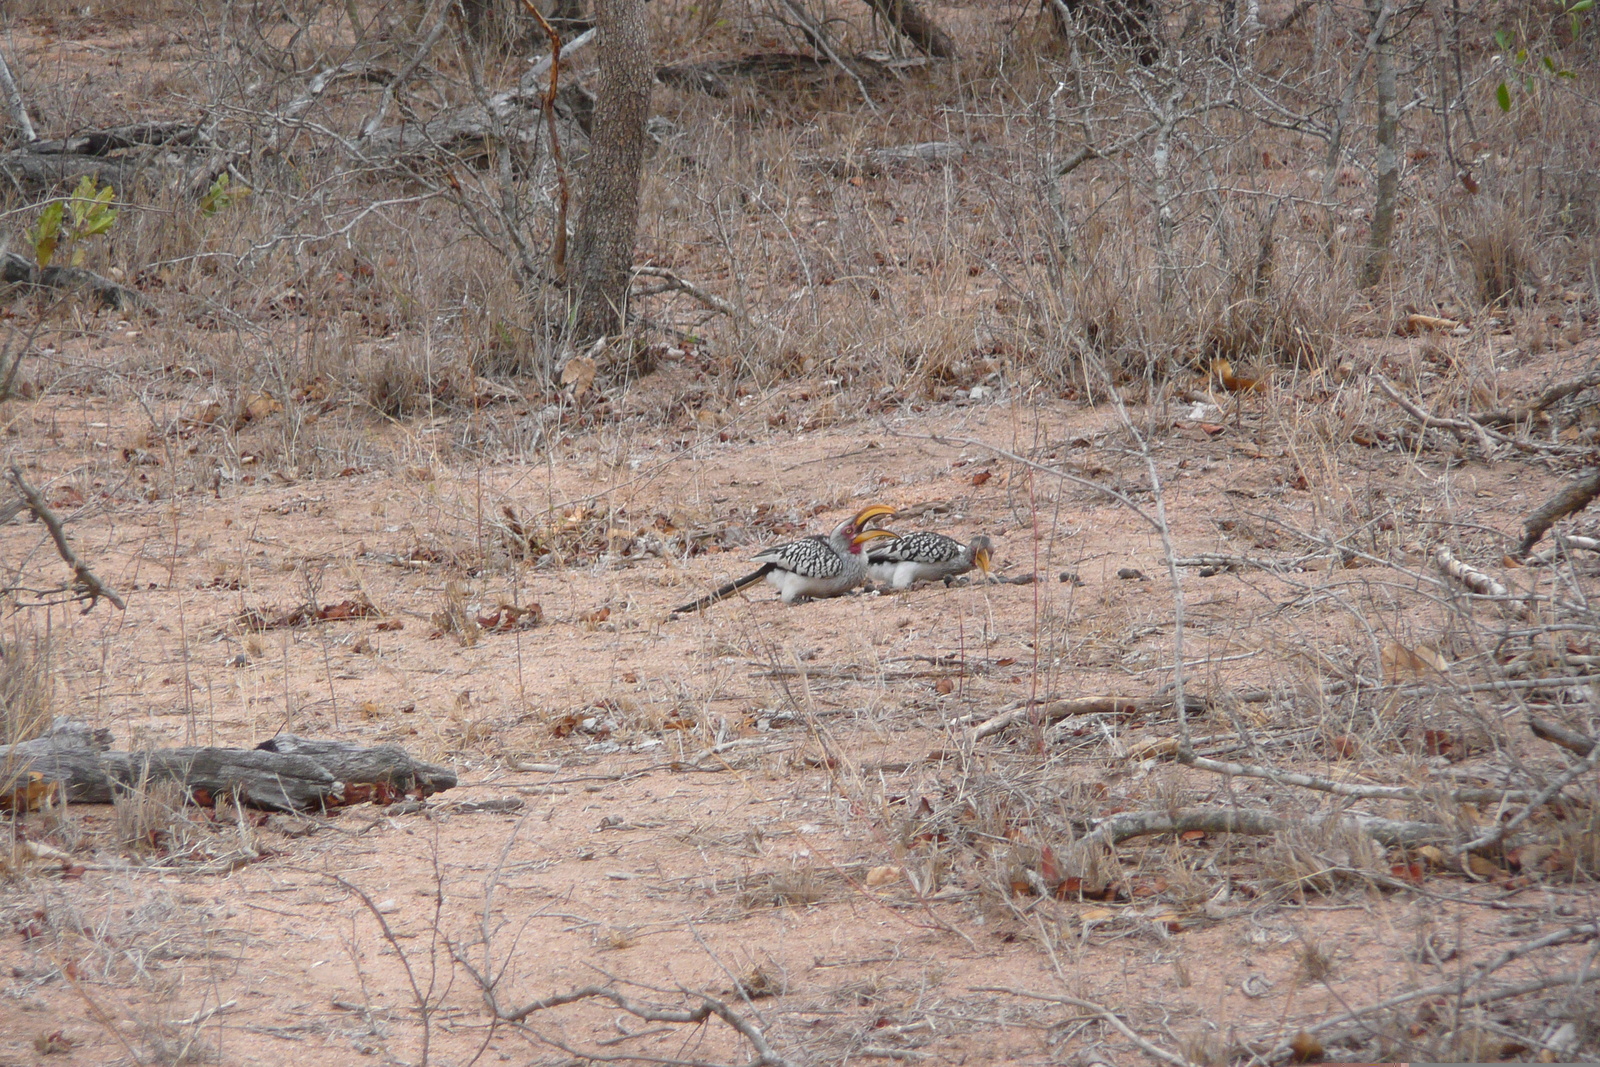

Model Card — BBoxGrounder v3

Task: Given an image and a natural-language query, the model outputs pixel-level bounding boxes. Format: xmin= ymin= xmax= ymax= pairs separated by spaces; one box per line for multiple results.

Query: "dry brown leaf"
xmin=1400 ymin=312 xmax=1462 ymax=335
xmin=865 ymin=865 xmax=902 ymax=887
xmin=1288 ymin=1031 xmax=1324 ymax=1063
xmin=1127 ymin=736 xmax=1179 ymax=760
xmin=561 ymin=356 xmax=597 ymax=399
xmin=1381 ymin=641 xmax=1450 ymax=683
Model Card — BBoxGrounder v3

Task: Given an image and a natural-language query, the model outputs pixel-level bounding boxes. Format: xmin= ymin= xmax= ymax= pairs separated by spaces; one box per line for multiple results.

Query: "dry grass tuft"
xmin=1461 ymin=209 xmax=1542 ymax=308
xmin=0 ymin=626 xmax=53 ymax=746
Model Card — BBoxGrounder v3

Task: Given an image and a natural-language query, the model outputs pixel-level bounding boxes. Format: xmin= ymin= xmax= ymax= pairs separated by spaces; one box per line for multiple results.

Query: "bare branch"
xmin=7 ymin=465 xmax=125 ymax=611
xmin=0 ymin=46 xmax=38 ymax=143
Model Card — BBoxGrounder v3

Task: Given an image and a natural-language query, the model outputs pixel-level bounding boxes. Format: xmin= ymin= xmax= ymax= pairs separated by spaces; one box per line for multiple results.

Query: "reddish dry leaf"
xmin=376 ymin=619 xmax=404 ymax=631
xmin=971 ymin=470 xmax=992 ymax=486
xmin=1391 ymin=862 xmax=1425 ymax=884
xmin=580 ymin=606 xmax=611 ymax=625
xmin=1180 ymin=829 xmax=1207 ymax=842
xmin=934 ymin=677 xmax=955 ymax=695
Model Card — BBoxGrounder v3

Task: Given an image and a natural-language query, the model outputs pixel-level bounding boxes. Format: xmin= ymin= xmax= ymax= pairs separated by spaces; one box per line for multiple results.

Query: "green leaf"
xmin=1543 ymin=54 xmax=1558 ymax=71
xmin=1494 ymin=29 xmax=1512 ymax=50
xmin=70 ymin=246 xmax=85 ymax=267
xmin=1568 ymin=0 xmax=1592 ymax=13
xmin=82 ymin=209 xmax=118 ymax=236
xmin=30 ymin=200 xmax=65 ymax=268
xmin=1515 ymin=47 xmax=1527 ymax=62
xmin=1558 ymin=68 xmax=1577 ymax=78
xmin=1496 ymin=81 xmax=1512 ymax=111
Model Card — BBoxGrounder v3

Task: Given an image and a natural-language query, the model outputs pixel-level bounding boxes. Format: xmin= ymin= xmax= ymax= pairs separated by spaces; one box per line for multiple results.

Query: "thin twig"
xmin=8 ymin=465 xmax=125 ymax=611
xmin=520 ymin=0 xmax=570 ymax=280
xmin=974 ymin=988 xmax=1196 ymax=1067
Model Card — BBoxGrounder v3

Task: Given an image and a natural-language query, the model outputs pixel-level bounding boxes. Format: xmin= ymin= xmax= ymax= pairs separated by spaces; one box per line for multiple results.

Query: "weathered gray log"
xmin=2 ymin=251 xmax=140 ymax=310
xmin=257 ymin=734 xmax=457 ymax=797
xmin=0 ymin=150 xmax=137 ymax=193
xmin=1 ymin=722 xmax=455 ymax=812
xmin=24 ymin=122 xmax=206 ymax=157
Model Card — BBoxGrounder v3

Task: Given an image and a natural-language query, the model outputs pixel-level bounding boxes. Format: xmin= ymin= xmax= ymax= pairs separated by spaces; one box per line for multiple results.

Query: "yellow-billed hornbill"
xmin=670 ymin=504 xmax=897 ymax=615
xmin=866 ymin=531 xmax=994 ymax=590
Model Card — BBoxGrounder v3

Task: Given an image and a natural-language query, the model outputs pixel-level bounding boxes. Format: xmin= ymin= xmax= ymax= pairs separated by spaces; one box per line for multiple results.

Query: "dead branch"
xmin=490 ymin=983 xmax=797 ymax=1067
xmin=1374 ymin=371 xmax=1499 ymax=453
xmin=1472 ymin=367 xmax=1600 ymax=427
xmin=1528 ymin=716 xmax=1596 ymax=757
xmin=859 ymin=0 xmax=956 ymax=58
xmin=1 ymin=121 xmax=213 ymax=194
xmin=1258 ymin=924 xmax=1600 ymax=1062
xmin=1054 ymin=120 xmax=1161 ymax=179
xmin=351 ymin=30 xmax=595 ymax=166
xmin=630 ymin=265 xmax=778 ymax=336
xmin=777 ymin=0 xmax=879 ymax=112
xmin=0 ymin=46 xmax=38 ymax=143
xmin=520 ymin=0 xmax=571 ymax=279
xmin=974 ymin=988 xmax=1193 ymax=1067
xmin=1433 ymin=545 xmax=1509 ymax=597
xmin=0 ymin=720 xmax=456 ymax=811
xmin=1516 ymin=466 xmax=1600 ymax=558
xmin=1530 ymin=533 xmax=1600 ymax=562
xmin=1452 ymin=738 xmax=1600 ymax=857
xmin=968 ymin=696 xmax=1145 ymax=740
xmin=1074 ymin=806 xmax=1451 ymax=852
xmin=1177 ymin=748 xmax=1535 ymax=805
xmin=2 ymin=251 xmax=140 ymax=310
xmin=656 ymin=53 xmax=844 ymax=96
xmin=7 ymin=465 xmax=126 ymax=610
xmin=801 ymin=140 xmax=964 ymax=178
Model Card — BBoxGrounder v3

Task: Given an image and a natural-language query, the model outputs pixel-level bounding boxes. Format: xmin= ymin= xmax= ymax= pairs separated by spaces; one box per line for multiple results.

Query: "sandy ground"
xmin=2 ymin=330 xmax=1598 ymax=1066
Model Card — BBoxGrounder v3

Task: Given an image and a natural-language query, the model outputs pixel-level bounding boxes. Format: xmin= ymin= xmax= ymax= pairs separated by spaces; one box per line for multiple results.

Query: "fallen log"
xmin=0 ymin=720 xmax=456 ymax=812
xmin=2 ymin=250 xmax=140 ymax=310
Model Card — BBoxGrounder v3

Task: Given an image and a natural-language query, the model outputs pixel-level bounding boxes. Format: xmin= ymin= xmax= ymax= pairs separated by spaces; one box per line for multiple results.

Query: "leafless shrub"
xmin=0 ymin=625 xmax=52 ymax=746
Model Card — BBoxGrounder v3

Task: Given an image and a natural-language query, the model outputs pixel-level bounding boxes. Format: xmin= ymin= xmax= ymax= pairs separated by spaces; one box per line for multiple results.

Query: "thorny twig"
xmin=7 ymin=465 xmax=125 ymax=611
xmin=974 ymin=987 xmax=1196 ymax=1067
xmin=493 ymin=982 xmax=798 ymax=1067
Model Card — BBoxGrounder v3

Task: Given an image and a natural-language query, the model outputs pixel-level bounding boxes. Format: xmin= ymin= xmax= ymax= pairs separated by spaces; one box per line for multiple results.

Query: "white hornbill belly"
xmin=867 ymin=532 xmax=994 ymax=589
xmin=670 ymin=504 xmax=896 ymax=616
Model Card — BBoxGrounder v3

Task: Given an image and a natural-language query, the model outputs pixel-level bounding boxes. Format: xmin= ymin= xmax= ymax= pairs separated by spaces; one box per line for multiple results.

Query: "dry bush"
xmin=0 ymin=626 xmax=53 ymax=746
xmin=1460 ymin=207 xmax=1542 ymax=309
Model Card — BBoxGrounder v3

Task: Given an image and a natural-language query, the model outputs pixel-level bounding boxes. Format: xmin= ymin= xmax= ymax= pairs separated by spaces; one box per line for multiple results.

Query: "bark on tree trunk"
xmin=568 ymin=0 xmax=651 ymax=341
xmin=1358 ymin=0 xmax=1399 ymax=287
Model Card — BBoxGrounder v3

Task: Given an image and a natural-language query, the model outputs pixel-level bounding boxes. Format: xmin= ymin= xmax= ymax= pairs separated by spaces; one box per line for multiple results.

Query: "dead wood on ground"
xmin=1516 ymin=466 xmax=1600 ymax=558
xmin=0 ymin=720 xmax=456 ymax=812
xmin=1 ymin=251 xmax=140 ymax=310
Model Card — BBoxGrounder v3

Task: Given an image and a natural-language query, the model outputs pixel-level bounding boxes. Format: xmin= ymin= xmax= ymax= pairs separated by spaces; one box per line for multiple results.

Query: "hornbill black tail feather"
xmin=668 ymin=563 xmax=775 ymax=617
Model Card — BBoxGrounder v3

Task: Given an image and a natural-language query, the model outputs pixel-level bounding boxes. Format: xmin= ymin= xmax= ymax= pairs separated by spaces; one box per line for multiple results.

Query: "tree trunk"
xmin=568 ymin=0 xmax=651 ymax=341
xmin=1358 ymin=0 xmax=1399 ymax=287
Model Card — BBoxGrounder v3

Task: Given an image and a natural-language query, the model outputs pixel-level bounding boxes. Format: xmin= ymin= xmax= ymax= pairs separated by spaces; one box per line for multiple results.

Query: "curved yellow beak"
xmin=973 ymin=547 xmax=993 ymax=574
xmin=851 ymin=503 xmax=896 ymax=530
xmin=852 ymin=528 xmax=899 ymax=547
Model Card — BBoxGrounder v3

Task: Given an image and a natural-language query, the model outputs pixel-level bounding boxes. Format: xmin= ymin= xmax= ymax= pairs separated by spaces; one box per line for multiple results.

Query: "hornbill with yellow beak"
xmin=866 ymin=531 xmax=994 ymax=590
xmin=670 ymin=504 xmax=897 ymax=615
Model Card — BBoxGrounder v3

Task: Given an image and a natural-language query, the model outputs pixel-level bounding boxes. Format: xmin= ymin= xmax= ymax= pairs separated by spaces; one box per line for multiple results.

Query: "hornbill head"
xmin=969 ymin=534 xmax=995 ymax=574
